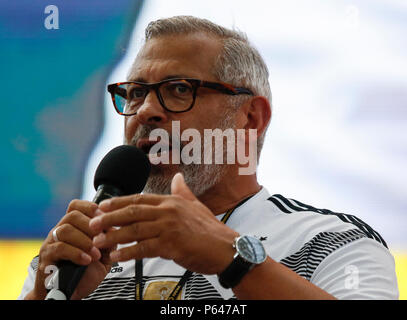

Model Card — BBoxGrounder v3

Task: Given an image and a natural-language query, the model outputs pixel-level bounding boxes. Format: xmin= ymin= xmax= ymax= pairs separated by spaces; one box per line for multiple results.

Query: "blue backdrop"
xmin=0 ymin=0 xmax=143 ymax=237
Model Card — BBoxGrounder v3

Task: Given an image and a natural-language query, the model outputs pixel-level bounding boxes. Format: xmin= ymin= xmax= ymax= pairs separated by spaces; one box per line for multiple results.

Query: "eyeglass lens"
xmin=114 ymin=80 xmax=194 ymax=114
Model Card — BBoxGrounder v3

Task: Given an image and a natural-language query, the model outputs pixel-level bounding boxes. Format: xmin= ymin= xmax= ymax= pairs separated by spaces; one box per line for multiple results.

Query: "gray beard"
xmin=143 ymin=160 xmax=225 ymax=196
xmin=125 ymin=113 xmax=234 ymax=197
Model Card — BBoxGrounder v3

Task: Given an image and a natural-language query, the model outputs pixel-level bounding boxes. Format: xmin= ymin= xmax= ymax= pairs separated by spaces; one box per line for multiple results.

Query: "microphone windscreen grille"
xmin=93 ymin=145 xmax=151 ymax=195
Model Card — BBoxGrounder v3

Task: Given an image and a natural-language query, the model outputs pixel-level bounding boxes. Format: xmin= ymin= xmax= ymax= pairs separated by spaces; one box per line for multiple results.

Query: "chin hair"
xmin=143 ymin=162 xmax=226 ymax=197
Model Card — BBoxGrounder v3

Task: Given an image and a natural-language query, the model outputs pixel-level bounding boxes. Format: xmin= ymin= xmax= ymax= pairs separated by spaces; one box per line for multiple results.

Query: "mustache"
xmin=129 ymin=124 xmax=185 ymax=148
xmin=129 ymin=124 xmax=156 ymax=145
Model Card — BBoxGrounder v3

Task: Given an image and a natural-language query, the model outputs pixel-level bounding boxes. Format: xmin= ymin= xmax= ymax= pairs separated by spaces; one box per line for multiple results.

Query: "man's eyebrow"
xmin=126 ymin=75 xmax=146 ymax=82
xmin=161 ymin=75 xmax=192 ymax=81
xmin=127 ymin=74 xmax=194 ymax=82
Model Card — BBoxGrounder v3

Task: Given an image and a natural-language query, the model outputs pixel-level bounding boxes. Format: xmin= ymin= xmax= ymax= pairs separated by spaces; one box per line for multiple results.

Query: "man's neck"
xmin=198 ymin=173 xmax=261 ymax=215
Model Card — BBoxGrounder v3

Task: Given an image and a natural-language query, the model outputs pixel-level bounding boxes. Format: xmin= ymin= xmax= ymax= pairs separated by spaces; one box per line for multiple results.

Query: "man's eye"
xmin=175 ymin=84 xmax=190 ymax=94
xmin=129 ymin=87 xmax=147 ymax=99
xmin=167 ymin=83 xmax=192 ymax=96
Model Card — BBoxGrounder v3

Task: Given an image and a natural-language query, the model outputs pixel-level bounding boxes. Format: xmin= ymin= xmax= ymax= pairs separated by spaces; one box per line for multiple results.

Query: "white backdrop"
xmin=81 ymin=0 xmax=407 ymax=250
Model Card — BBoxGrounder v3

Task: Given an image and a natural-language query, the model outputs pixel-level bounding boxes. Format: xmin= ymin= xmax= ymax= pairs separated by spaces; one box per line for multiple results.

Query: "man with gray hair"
xmin=20 ymin=15 xmax=398 ymax=300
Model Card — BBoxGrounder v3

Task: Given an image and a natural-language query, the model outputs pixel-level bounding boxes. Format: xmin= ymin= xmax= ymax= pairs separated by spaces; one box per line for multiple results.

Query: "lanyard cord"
xmin=134 ymin=195 xmax=254 ymax=300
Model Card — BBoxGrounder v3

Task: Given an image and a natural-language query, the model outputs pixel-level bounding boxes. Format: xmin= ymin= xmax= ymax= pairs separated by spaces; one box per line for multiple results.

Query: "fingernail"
xmin=89 ymin=216 xmax=102 ymax=230
xmin=176 ymin=172 xmax=184 ymax=179
xmin=93 ymin=233 xmax=106 ymax=247
xmin=81 ymin=252 xmax=92 ymax=264
xmin=90 ymin=246 xmax=101 ymax=260
xmin=110 ymin=250 xmax=121 ymax=262
xmin=99 ymin=199 xmax=111 ymax=210
xmin=95 ymin=209 xmax=104 ymax=216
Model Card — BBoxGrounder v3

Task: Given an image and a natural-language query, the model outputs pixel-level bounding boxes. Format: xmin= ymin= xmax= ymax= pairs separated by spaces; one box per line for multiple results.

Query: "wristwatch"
xmin=218 ymin=235 xmax=267 ymax=289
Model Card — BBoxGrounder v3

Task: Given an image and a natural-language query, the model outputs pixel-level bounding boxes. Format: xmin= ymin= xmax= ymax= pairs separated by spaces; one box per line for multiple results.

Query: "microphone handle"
xmin=45 ymin=184 xmax=123 ymax=300
xmin=93 ymin=184 xmax=123 ymax=204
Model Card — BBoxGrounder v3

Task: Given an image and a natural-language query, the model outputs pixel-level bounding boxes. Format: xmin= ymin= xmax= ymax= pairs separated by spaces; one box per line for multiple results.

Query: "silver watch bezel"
xmin=233 ymin=235 xmax=267 ymax=265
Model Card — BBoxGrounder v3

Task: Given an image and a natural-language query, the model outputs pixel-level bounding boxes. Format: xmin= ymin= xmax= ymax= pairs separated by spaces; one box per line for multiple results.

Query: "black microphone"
xmin=46 ymin=145 xmax=151 ymax=300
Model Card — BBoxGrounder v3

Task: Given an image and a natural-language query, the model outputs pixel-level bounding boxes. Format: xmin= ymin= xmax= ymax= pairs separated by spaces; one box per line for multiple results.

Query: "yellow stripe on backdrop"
xmin=0 ymin=240 xmax=43 ymax=300
xmin=393 ymin=250 xmax=407 ymax=300
xmin=0 ymin=240 xmax=406 ymax=300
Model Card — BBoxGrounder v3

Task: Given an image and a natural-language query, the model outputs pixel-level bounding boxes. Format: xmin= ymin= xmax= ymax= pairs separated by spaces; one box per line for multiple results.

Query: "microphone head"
xmin=93 ymin=145 xmax=151 ymax=196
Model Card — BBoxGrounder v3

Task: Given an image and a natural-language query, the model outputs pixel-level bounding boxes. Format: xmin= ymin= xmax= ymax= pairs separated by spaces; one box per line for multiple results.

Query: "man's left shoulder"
xmin=266 ymin=193 xmax=388 ymax=249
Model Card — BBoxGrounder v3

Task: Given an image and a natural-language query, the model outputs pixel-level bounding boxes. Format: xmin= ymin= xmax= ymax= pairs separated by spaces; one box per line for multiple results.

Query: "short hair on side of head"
xmin=144 ymin=15 xmax=272 ymax=162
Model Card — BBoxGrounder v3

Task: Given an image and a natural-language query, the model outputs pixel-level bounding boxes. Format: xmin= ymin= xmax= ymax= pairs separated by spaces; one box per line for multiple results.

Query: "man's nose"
xmin=136 ymin=90 xmax=168 ymax=125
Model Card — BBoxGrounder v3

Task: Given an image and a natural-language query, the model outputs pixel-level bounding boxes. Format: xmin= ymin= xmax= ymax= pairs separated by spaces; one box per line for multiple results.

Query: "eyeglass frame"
xmin=107 ymin=78 xmax=254 ymax=116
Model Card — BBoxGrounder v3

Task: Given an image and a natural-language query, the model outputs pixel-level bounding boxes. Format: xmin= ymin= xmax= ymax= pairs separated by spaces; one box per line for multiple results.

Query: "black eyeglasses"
xmin=107 ymin=78 xmax=254 ymax=116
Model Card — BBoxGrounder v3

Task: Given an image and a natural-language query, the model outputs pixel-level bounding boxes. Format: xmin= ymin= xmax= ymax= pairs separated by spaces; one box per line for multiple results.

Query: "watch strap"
xmin=218 ymin=254 xmax=252 ymax=289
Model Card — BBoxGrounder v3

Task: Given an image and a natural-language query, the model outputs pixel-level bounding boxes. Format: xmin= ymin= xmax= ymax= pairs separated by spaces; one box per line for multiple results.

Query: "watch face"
xmin=236 ymin=235 xmax=267 ymax=264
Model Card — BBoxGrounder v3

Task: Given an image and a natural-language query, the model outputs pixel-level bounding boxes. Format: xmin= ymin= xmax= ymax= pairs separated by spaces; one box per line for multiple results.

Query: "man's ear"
xmin=241 ymin=96 xmax=272 ymax=138
xmin=234 ymin=96 xmax=271 ymax=175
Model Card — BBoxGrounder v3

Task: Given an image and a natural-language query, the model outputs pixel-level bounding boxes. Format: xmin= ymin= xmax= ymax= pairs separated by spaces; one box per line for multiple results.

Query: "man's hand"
xmin=27 ymin=200 xmax=115 ymax=300
xmin=89 ymin=173 xmax=239 ymax=275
